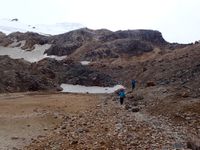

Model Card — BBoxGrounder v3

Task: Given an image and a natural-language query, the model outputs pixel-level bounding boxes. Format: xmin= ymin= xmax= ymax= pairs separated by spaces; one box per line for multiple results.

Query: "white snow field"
xmin=0 ymin=43 xmax=66 ymax=62
xmin=60 ymin=84 xmax=125 ymax=94
xmin=0 ymin=18 xmax=84 ymax=35
xmin=0 ymin=18 xmax=83 ymax=62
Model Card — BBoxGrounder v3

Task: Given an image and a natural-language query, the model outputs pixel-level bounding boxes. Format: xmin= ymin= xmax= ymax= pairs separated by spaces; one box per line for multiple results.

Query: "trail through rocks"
xmin=26 ymin=92 xmax=197 ymax=150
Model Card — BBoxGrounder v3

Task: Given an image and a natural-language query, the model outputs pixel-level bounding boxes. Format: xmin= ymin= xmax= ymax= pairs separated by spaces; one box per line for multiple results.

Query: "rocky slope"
xmin=0 ymin=56 xmax=57 ymax=92
xmin=0 ymin=28 xmax=197 ymax=94
xmin=93 ymin=43 xmax=200 ymax=98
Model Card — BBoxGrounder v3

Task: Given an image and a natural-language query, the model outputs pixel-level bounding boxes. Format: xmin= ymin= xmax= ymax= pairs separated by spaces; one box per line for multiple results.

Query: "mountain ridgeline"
xmin=0 ymin=28 xmax=169 ymax=59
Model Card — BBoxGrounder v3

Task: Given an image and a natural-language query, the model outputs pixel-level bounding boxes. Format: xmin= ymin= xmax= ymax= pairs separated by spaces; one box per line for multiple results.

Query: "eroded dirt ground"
xmin=0 ymin=92 xmax=100 ymax=150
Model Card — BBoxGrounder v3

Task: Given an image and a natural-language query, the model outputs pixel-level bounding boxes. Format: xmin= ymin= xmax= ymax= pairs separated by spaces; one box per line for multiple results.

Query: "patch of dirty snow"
xmin=0 ymin=44 xmax=66 ymax=62
xmin=60 ymin=84 xmax=125 ymax=94
xmin=80 ymin=61 xmax=90 ymax=65
xmin=43 ymin=54 xmax=67 ymax=61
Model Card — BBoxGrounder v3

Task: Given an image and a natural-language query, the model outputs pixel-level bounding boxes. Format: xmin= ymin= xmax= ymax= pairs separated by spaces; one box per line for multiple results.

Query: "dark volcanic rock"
xmin=0 ymin=32 xmax=6 ymax=39
xmin=44 ymin=44 xmax=81 ymax=56
xmin=0 ymin=55 xmax=116 ymax=93
xmin=84 ymin=49 xmax=119 ymax=60
xmin=187 ymin=141 xmax=200 ymax=150
xmin=32 ymin=58 xmax=116 ymax=87
xmin=100 ymin=29 xmax=167 ymax=45
xmin=44 ymin=28 xmax=167 ymax=60
xmin=0 ymin=32 xmax=13 ymax=46
xmin=7 ymin=32 xmax=48 ymax=50
xmin=0 ymin=56 xmax=58 ymax=93
xmin=84 ymin=39 xmax=153 ymax=60
xmin=45 ymin=28 xmax=95 ymax=56
xmin=11 ymin=18 xmax=18 ymax=22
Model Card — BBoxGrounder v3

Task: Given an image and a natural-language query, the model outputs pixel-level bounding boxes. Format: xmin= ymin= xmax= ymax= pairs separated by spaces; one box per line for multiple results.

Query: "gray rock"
xmin=131 ymin=107 xmax=140 ymax=112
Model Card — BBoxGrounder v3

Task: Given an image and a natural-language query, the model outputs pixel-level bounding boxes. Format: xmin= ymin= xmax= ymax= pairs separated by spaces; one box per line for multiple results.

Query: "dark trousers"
xmin=120 ymin=97 xmax=124 ymax=105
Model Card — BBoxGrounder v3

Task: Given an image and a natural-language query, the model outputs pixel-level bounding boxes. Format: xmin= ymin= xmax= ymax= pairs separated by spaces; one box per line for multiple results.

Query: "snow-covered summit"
xmin=0 ymin=18 xmax=84 ymax=35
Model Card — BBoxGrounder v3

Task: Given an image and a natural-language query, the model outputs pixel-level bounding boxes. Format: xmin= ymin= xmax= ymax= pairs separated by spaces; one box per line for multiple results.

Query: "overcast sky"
xmin=0 ymin=0 xmax=199 ymax=43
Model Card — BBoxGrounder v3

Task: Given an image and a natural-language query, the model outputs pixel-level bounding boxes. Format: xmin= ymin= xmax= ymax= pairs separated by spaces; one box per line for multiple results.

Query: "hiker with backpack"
xmin=119 ymin=89 xmax=126 ymax=105
xmin=131 ymin=79 xmax=136 ymax=90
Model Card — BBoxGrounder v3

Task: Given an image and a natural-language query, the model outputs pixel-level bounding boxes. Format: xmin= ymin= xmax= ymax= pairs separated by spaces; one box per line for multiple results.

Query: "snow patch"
xmin=60 ymin=84 xmax=125 ymax=94
xmin=0 ymin=18 xmax=84 ymax=35
xmin=44 ymin=54 xmax=67 ymax=61
xmin=0 ymin=44 xmax=66 ymax=62
xmin=0 ymin=44 xmax=50 ymax=62
xmin=9 ymin=40 xmax=26 ymax=48
xmin=80 ymin=61 xmax=90 ymax=65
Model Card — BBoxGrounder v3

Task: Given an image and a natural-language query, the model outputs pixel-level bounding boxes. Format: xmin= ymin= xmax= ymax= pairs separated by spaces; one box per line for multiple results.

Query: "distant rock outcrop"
xmin=11 ymin=18 xmax=19 ymax=22
xmin=0 ymin=32 xmax=12 ymax=46
xmin=44 ymin=28 xmax=168 ymax=60
xmin=99 ymin=29 xmax=167 ymax=44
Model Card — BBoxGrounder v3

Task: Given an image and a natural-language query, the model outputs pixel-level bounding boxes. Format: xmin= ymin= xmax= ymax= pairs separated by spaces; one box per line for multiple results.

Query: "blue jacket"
xmin=119 ymin=91 xmax=126 ymax=98
xmin=132 ymin=80 xmax=136 ymax=85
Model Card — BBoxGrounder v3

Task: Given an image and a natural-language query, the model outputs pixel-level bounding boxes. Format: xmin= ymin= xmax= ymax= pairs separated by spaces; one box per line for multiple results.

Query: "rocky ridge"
xmin=0 ymin=28 xmax=171 ymax=59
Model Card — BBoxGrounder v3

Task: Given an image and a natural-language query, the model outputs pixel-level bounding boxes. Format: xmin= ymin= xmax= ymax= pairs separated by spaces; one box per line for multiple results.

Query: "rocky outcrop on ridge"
xmin=0 ymin=28 xmax=188 ymax=61
xmin=45 ymin=28 xmax=168 ymax=60
xmin=0 ymin=31 xmax=13 ymax=46
xmin=84 ymin=38 xmax=153 ymax=60
xmin=8 ymin=32 xmax=49 ymax=50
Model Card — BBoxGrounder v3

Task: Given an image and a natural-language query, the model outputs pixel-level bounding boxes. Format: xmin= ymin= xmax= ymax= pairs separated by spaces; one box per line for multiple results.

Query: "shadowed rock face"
xmin=45 ymin=44 xmax=81 ymax=56
xmin=31 ymin=58 xmax=117 ymax=87
xmin=0 ymin=32 xmax=12 ymax=46
xmin=84 ymin=39 xmax=153 ymax=60
xmin=0 ymin=32 xmax=6 ymax=39
xmin=99 ymin=29 xmax=167 ymax=44
xmin=0 ymin=56 xmax=57 ymax=92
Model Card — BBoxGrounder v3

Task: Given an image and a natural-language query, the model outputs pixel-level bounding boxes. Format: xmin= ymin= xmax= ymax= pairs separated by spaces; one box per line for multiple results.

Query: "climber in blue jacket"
xmin=119 ymin=89 xmax=126 ymax=105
